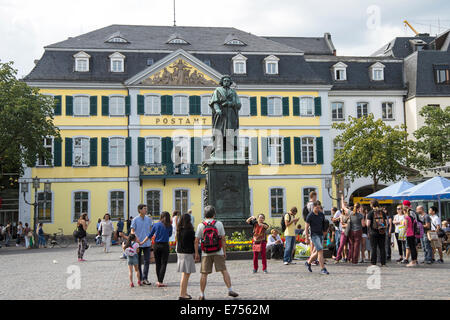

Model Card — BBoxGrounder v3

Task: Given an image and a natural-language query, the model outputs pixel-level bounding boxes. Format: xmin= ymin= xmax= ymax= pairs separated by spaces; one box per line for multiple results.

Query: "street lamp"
xmin=325 ymin=176 xmax=351 ymax=207
xmin=21 ymin=176 xmax=51 ymax=248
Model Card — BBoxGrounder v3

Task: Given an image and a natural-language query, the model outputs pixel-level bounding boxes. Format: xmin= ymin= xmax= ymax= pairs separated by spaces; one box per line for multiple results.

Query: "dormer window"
xmin=224 ymin=34 xmax=246 ymax=46
xmin=168 ymin=38 xmax=188 ymax=44
xmin=105 ymin=32 xmax=129 ymax=44
xmin=109 ymin=52 xmax=125 ymax=73
xmin=332 ymin=62 xmax=347 ymax=81
xmin=370 ymin=62 xmax=385 ymax=81
xmin=264 ymin=55 xmax=279 ymax=75
xmin=232 ymin=54 xmax=247 ymax=75
xmin=74 ymin=51 xmax=90 ymax=72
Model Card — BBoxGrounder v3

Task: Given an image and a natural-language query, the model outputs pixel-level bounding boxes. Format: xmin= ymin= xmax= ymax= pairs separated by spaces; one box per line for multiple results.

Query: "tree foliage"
xmin=0 ymin=61 xmax=60 ymax=176
xmin=411 ymin=105 xmax=450 ymax=171
xmin=332 ymin=114 xmax=411 ymax=192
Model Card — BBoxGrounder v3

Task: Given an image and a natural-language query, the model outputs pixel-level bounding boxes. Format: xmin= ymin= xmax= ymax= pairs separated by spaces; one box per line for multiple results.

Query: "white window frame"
xmin=173 ymin=95 xmax=189 ymax=116
xmin=357 ymin=102 xmax=369 ymax=118
xmin=37 ymin=191 xmax=54 ymax=223
xmin=108 ymin=190 xmax=126 ymax=221
xmin=331 ymin=101 xmax=344 ymax=121
xmin=172 ymin=136 xmax=190 ymax=166
xmin=73 ymin=136 xmax=90 ymax=167
xmin=232 ymin=54 xmax=247 ymax=75
xmin=144 ymin=94 xmax=161 ymax=115
xmin=71 ymin=190 xmax=90 ymax=222
xmin=267 ymin=96 xmax=282 ymax=116
xmin=239 ymin=96 xmax=251 ymax=116
xmin=73 ymin=95 xmax=90 ymax=116
xmin=109 ymin=52 xmax=125 ymax=73
xmin=302 ymin=187 xmax=318 ymax=209
xmin=237 ymin=136 xmax=252 ymax=161
xmin=145 ymin=189 xmax=163 ymax=220
xmin=299 ymin=96 xmax=314 ymax=116
xmin=109 ymin=95 xmax=126 ymax=116
xmin=370 ymin=62 xmax=385 ymax=81
xmin=201 ymin=94 xmax=211 ymax=116
xmin=382 ymin=102 xmax=394 ymax=120
xmin=332 ymin=62 xmax=347 ymax=81
xmin=145 ymin=136 xmax=162 ymax=164
xmin=173 ymin=188 xmax=190 ymax=215
xmin=301 ymin=136 xmax=316 ymax=164
xmin=201 ymin=136 xmax=214 ymax=162
xmin=264 ymin=55 xmax=280 ymax=75
xmin=37 ymin=137 xmax=54 ymax=167
xmin=168 ymin=38 xmax=188 ymax=44
xmin=333 ymin=139 xmax=344 ymax=158
xmin=109 ymin=136 xmax=126 ymax=166
xmin=268 ymin=136 xmax=284 ymax=165
xmin=269 ymin=187 xmax=286 ymax=218
xmin=73 ymin=51 xmax=90 ymax=72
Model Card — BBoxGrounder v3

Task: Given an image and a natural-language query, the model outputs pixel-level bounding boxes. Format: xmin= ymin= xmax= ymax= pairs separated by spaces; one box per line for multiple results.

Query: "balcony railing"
xmin=140 ymin=163 xmax=206 ymax=180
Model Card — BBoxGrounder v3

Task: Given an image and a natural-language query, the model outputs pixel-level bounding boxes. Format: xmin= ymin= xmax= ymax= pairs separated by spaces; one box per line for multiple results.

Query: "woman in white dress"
xmin=169 ymin=210 xmax=180 ymax=242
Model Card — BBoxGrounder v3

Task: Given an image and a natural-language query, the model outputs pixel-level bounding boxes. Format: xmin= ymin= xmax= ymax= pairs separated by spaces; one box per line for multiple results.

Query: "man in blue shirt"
xmin=131 ymin=204 xmax=153 ymax=285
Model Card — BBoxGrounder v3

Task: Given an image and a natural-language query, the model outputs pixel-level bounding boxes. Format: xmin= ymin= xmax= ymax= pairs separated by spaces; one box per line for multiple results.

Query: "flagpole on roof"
xmin=173 ymin=0 xmax=176 ymax=27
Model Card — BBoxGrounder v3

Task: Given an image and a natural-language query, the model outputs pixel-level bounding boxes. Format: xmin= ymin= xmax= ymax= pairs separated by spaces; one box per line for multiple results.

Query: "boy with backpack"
xmin=282 ymin=207 xmax=299 ymax=265
xmin=194 ymin=205 xmax=239 ymax=300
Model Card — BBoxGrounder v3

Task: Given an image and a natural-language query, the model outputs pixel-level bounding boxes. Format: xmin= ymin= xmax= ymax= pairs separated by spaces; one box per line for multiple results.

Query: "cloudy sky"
xmin=1 ymin=0 xmax=450 ymax=78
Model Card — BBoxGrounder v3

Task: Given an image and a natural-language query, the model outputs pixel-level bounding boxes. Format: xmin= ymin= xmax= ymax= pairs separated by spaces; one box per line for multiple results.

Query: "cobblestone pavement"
xmin=0 ymin=244 xmax=449 ymax=300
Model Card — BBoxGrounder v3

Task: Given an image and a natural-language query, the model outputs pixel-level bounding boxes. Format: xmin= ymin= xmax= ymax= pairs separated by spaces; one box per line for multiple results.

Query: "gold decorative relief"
xmin=141 ymin=59 xmax=218 ymax=86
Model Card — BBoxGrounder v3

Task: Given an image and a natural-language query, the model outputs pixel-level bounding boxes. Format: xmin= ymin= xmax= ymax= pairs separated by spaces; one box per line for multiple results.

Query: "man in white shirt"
xmin=429 ymin=206 xmax=444 ymax=263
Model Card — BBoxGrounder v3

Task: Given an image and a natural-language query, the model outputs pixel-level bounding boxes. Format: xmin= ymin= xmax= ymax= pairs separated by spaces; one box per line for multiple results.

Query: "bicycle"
xmin=49 ymin=228 xmax=69 ymax=248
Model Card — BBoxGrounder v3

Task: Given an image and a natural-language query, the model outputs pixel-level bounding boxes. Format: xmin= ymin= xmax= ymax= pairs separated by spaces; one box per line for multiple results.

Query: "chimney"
xmin=324 ymin=32 xmax=336 ymax=56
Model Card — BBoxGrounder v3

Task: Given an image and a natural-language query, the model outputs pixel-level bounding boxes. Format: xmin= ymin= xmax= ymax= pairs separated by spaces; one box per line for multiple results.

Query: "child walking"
xmin=122 ymin=234 xmax=141 ymax=287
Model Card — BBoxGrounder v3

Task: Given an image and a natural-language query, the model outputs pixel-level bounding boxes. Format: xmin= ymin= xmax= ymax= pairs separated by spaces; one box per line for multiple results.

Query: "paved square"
xmin=0 ymin=244 xmax=449 ymax=300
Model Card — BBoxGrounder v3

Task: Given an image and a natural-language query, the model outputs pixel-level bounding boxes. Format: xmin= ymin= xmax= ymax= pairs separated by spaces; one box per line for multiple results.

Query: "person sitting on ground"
xmin=266 ymin=229 xmax=284 ymax=260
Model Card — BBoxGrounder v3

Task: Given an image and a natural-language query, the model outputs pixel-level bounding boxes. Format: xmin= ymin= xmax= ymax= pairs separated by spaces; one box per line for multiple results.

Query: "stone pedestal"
xmin=203 ymin=159 xmax=253 ymax=237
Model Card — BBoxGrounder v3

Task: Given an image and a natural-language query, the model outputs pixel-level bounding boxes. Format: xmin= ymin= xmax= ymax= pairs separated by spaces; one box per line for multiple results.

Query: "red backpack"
xmin=201 ymin=220 xmax=222 ymax=253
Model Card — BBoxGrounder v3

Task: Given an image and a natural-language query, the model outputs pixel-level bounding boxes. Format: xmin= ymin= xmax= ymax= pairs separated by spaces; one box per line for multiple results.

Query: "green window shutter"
xmin=282 ymin=97 xmax=290 ymax=116
xmin=65 ymin=138 xmax=73 ymax=167
xmin=101 ymin=138 xmax=109 ymax=166
xmin=316 ymin=137 xmax=324 ymax=165
xmin=125 ymin=137 xmax=132 ymax=166
xmin=137 ymin=95 xmax=145 ymax=115
xmin=251 ymin=137 xmax=258 ymax=165
xmin=294 ymin=137 xmax=301 ymax=164
xmin=250 ymin=97 xmax=257 ymax=116
xmin=65 ymin=96 xmax=73 ymax=116
xmin=90 ymin=137 xmax=97 ymax=166
xmin=284 ymin=137 xmax=291 ymax=164
xmin=261 ymin=97 xmax=268 ymax=116
xmin=161 ymin=95 xmax=173 ymax=115
xmin=261 ymin=137 xmax=269 ymax=164
xmin=190 ymin=137 xmax=195 ymax=164
xmin=190 ymin=137 xmax=202 ymax=165
xmin=101 ymin=96 xmax=109 ymax=116
xmin=89 ymin=96 xmax=97 ymax=116
xmin=293 ymin=97 xmax=300 ymax=116
xmin=189 ymin=96 xmax=201 ymax=115
xmin=54 ymin=96 xmax=62 ymax=116
xmin=138 ymin=137 xmax=145 ymax=165
xmin=314 ymin=97 xmax=322 ymax=116
xmin=53 ymin=138 xmax=62 ymax=167
xmin=125 ymin=96 xmax=131 ymax=115
xmin=162 ymin=137 xmax=173 ymax=164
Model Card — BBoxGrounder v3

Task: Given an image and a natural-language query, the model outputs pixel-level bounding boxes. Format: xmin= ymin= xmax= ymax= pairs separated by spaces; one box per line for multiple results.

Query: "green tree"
xmin=0 ymin=61 xmax=60 ymax=176
xmin=411 ymin=105 xmax=450 ymax=170
xmin=332 ymin=114 xmax=411 ymax=192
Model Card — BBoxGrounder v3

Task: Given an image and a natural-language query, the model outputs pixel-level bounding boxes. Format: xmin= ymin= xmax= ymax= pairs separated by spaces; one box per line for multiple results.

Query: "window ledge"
xmin=73 ymin=115 xmax=90 ymax=117
xmin=332 ymin=118 xmax=345 ymax=121
xmin=109 ymin=114 xmax=126 ymax=117
xmin=36 ymin=165 xmax=54 ymax=168
xmin=109 ymin=165 xmax=127 ymax=168
xmin=299 ymin=114 xmax=315 ymax=117
xmin=382 ymin=118 xmax=396 ymax=121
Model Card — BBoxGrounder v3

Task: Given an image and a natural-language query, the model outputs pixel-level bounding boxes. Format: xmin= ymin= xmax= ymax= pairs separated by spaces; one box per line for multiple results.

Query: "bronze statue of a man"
xmin=209 ymin=75 xmax=241 ymax=156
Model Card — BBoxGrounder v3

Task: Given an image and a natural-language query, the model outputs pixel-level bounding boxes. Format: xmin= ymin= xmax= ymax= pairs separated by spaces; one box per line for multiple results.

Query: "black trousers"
xmin=154 ymin=242 xmax=169 ymax=283
xmin=406 ymin=236 xmax=418 ymax=261
xmin=370 ymin=233 xmax=386 ymax=265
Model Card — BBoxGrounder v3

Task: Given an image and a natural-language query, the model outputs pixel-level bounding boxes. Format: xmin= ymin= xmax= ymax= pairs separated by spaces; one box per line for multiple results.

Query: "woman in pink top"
xmin=404 ymin=209 xmax=417 ymax=267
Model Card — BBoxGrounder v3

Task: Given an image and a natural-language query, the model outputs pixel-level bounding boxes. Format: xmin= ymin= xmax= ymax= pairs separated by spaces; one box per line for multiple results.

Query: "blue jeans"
xmin=311 ymin=234 xmax=324 ymax=252
xmin=38 ymin=235 xmax=46 ymax=246
xmin=283 ymin=236 xmax=296 ymax=263
xmin=421 ymin=234 xmax=432 ymax=262
xmin=335 ymin=230 xmax=341 ymax=254
xmin=138 ymin=246 xmax=151 ymax=281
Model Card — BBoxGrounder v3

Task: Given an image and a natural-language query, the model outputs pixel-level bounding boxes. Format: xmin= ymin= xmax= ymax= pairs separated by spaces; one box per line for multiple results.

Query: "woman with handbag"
xmin=23 ymin=223 xmax=31 ymax=249
xmin=334 ymin=206 xmax=351 ymax=263
xmin=404 ymin=209 xmax=418 ymax=267
xmin=77 ymin=213 xmax=90 ymax=261
xmin=428 ymin=206 xmax=444 ymax=263
xmin=246 ymin=214 xmax=269 ymax=273
xmin=393 ymin=205 xmax=407 ymax=263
